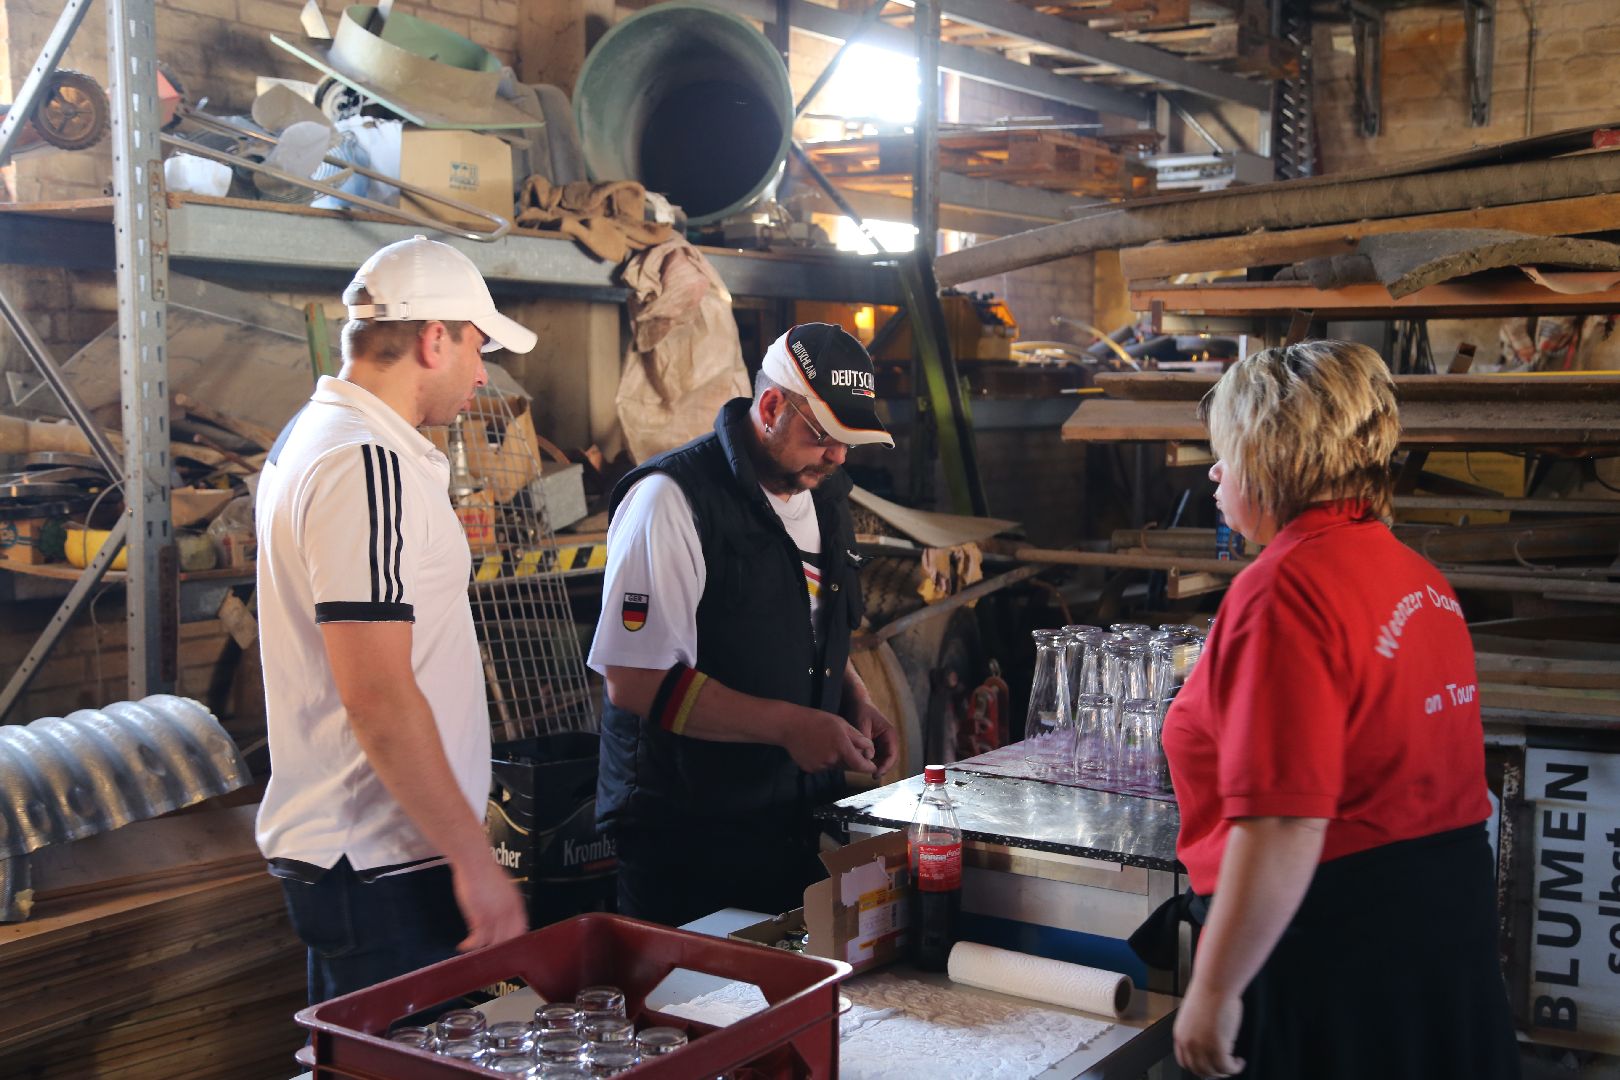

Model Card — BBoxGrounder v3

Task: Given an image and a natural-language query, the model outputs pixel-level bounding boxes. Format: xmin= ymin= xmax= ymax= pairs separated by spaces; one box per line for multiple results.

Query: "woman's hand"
xmin=1174 ymin=980 xmax=1245 ymax=1078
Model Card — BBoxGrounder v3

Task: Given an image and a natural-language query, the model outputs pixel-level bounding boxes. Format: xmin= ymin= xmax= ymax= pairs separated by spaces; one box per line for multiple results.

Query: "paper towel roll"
xmin=946 ymin=942 xmax=1132 ymax=1018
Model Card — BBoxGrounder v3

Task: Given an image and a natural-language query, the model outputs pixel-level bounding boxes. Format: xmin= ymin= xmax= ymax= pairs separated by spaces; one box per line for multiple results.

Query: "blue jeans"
xmin=277 ymin=857 xmax=469 ymax=1006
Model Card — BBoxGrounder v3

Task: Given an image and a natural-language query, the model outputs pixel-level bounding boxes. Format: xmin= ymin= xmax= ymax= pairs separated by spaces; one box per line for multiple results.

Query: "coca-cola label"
xmin=914 ymin=841 xmax=962 ymax=892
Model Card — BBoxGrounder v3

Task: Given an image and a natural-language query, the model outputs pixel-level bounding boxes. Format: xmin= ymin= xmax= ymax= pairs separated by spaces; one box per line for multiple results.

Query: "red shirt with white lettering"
xmin=1162 ymin=502 xmax=1492 ymax=895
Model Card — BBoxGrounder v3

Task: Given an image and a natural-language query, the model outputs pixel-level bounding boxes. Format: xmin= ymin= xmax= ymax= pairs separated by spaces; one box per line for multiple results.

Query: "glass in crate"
xmin=528 ymin=1068 xmax=593 ymax=1080
xmin=436 ymin=1009 xmax=487 ymax=1043
xmin=586 ymin=1044 xmax=640 ymax=1076
xmin=1023 ymin=629 xmax=1073 ymax=772
xmin=535 ymin=1003 xmax=582 ymax=1033
xmin=484 ymin=1020 xmax=535 ymax=1053
xmin=581 ymin=1015 xmax=635 ymax=1045
xmin=535 ymin=1032 xmax=589 ymax=1069
xmin=428 ymin=383 xmax=598 ymax=745
xmin=575 ymin=985 xmax=627 ymax=1018
xmin=637 ymin=1026 xmax=689 ymax=1057
xmin=434 ymin=1036 xmax=483 ymax=1060
xmin=484 ymin=1054 xmax=537 ymax=1073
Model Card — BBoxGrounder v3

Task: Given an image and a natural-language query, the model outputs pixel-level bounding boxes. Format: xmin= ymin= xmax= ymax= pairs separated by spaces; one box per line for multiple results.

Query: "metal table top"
xmin=817 ymin=769 xmax=1184 ymax=873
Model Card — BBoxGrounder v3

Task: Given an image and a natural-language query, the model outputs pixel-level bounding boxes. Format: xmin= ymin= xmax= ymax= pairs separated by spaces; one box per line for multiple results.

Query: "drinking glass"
xmin=575 ymin=986 xmax=626 ymax=1018
xmin=587 ymin=1044 xmax=640 ymax=1076
xmin=637 ymin=1027 xmax=689 ymax=1057
xmin=1071 ymin=692 xmax=1115 ymax=780
xmin=535 ymin=1033 xmax=589 ymax=1070
xmin=581 ymin=1016 xmax=635 ymax=1045
xmin=1024 ymin=629 xmax=1072 ymax=768
xmin=535 ymin=1003 xmax=582 ymax=1033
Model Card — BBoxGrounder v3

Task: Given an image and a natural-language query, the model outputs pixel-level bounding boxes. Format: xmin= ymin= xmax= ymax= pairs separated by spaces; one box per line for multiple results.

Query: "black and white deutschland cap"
xmin=760 ymin=323 xmax=894 ymax=448
xmin=345 ymin=235 xmax=538 ymax=354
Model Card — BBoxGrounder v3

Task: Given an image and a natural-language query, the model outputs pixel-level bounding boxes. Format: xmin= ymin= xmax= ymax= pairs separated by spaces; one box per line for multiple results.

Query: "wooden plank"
xmin=1480 ymin=683 xmax=1620 ymax=718
xmin=1471 ymin=633 xmax=1620 ymax=662
xmin=1061 ymin=397 xmax=1620 ymax=447
xmin=1117 ymin=192 xmax=1620 ymax=281
xmin=1129 ymin=277 xmax=1620 ymax=318
xmin=1094 ymin=371 xmax=1620 ymax=403
xmin=936 ymin=150 xmax=1620 ymax=286
xmin=1473 ymin=654 xmax=1620 ymax=690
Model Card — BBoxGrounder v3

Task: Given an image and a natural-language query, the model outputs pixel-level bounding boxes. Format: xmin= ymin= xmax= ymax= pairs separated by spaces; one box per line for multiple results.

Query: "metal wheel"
xmin=33 ymin=70 xmax=108 ymax=152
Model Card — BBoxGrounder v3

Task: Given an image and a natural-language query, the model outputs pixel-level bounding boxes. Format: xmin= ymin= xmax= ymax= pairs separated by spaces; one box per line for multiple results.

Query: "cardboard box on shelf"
xmin=398 ymin=128 xmax=515 ymax=231
xmin=732 ymin=830 xmax=911 ymax=975
xmin=0 ymin=517 xmax=52 ymax=566
xmin=456 ymin=489 xmax=498 ymax=552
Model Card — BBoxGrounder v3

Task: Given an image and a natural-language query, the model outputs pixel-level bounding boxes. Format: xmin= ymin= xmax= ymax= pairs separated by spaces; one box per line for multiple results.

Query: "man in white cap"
xmin=255 ymin=236 xmax=537 ymax=1002
xmin=589 ymin=323 xmax=900 ymax=927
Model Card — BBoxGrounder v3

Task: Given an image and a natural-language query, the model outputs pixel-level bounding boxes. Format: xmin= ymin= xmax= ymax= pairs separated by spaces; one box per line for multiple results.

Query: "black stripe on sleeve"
xmin=376 ymin=447 xmax=397 ymax=603
xmin=389 ymin=448 xmax=406 ymax=605
xmin=315 ymin=601 xmax=415 ymax=623
xmin=361 ymin=445 xmax=381 ymax=603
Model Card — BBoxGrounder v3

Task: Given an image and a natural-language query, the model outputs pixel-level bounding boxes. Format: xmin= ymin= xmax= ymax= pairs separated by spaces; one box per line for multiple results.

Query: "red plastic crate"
xmin=295 ymin=913 xmax=850 ymax=1079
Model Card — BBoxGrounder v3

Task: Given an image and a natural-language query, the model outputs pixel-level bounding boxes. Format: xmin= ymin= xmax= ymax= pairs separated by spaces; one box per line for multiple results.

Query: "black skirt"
xmin=1148 ymin=824 xmax=1521 ymax=1080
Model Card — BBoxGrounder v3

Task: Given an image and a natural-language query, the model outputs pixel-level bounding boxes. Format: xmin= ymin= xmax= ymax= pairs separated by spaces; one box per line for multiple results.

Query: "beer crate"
xmin=487 ymin=732 xmax=617 ymax=929
xmin=296 ymin=913 xmax=849 ymax=1078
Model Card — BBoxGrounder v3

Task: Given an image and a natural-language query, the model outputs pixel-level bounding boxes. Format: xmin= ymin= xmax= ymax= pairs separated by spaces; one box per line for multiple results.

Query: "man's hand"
xmin=1173 ymin=980 xmax=1245 ymax=1079
xmin=846 ymin=697 xmax=899 ymax=776
xmin=778 ymin=703 xmax=877 ymax=773
xmin=451 ymin=853 xmax=529 ymax=952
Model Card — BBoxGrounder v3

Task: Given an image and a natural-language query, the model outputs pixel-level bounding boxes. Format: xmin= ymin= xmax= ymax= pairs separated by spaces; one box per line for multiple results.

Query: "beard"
xmin=758 ymin=422 xmax=836 ymax=495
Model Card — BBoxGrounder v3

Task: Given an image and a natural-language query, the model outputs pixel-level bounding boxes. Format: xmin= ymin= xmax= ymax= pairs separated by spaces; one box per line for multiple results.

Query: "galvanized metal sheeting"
xmin=0 ymin=695 xmax=250 ymax=861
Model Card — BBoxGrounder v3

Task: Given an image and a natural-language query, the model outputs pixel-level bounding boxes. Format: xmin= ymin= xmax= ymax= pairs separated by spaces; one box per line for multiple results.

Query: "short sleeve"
xmin=1211 ymin=572 xmax=1349 ymax=820
xmin=587 ymin=473 xmax=705 ymax=673
xmin=297 ymin=443 xmax=421 ymax=624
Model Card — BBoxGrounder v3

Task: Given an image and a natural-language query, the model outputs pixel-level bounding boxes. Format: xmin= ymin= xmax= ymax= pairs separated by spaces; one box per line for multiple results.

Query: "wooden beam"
xmin=1093 ymin=372 xmax=1620 ymax=402
xmin=1129 ymin=277 xmax=1620 ymax=318
xmin=1117 ymin=192 xmax=1620 ymax=282
xmin=1396 ymin=495 xmax=1620 ymax=515
xmin=935 ymin=151 xmax=1620 ymax=286
xmin=1062 ymin=398 xmax=1620 ymax=447
xmin=1474 ymin=653 xmax=1620 ymax=691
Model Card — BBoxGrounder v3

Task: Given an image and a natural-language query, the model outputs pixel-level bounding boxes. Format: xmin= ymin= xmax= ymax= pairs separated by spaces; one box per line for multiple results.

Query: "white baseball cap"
xmin=344 ymin=235 xmax=538 ymax=354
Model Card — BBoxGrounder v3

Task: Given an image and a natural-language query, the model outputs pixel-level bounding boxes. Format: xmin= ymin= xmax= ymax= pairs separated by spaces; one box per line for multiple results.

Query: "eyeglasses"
xmin=783 ymin=396 xmax=852 ymax=452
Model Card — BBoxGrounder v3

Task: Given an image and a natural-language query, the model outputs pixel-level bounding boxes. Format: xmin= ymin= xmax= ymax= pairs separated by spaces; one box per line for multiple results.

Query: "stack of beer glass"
xmin=1023 ymin=623 xmax=1206 ymax=795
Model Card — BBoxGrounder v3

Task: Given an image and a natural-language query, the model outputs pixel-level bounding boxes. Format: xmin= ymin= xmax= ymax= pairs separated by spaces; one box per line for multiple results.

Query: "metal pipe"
xmin=913 ymin=0 xmax=940 ymax=256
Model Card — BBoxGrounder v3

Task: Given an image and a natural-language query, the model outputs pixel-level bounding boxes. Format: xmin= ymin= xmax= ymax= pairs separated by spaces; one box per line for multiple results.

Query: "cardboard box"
xmin=399 ymin=128 xmax=515 ymax=231
xmin=531 ymin=461 xmax=587 ymax=531
xmin=456 ymin=489 xmax=498 ymax=552
xmin=740 ymin=831 xmax=911 ymax=974
xmin=0 ymin=517 xmax=53 ymax=566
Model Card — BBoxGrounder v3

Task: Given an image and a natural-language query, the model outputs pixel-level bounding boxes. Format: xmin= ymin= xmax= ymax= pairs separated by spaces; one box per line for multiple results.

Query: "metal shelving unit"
xmin=0 ymin=197 xmax=906 ymax=306
xmin=0 ymin=0 xmax=172 ymax=719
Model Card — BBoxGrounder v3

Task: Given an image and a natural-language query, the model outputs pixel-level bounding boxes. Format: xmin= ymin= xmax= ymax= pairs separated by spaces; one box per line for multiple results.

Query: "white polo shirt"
xmin=254 ymin=376 xmax=489 ymax=872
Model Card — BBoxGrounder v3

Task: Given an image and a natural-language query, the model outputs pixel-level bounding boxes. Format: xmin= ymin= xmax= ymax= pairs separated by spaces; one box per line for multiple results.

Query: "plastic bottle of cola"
xmin=908 ymin=764 xmax=963 ymax=971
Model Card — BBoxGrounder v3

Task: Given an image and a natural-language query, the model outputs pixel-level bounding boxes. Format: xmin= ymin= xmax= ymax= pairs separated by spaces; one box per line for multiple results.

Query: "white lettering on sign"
xmin=1527 ymin=749 xmax=1620 ymax=1042
xmin=829 ymin=369 xmax=875 ymax=392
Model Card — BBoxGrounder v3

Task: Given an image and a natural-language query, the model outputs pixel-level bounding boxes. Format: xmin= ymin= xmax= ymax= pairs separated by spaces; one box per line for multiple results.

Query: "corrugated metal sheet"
xmin=0 ymin=695 xmax=249 ymax=883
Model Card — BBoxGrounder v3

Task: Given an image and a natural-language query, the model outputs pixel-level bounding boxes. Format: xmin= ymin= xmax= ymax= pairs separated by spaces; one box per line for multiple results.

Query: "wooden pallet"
xmin=802 ymin=129 xmax=1155 ymax=200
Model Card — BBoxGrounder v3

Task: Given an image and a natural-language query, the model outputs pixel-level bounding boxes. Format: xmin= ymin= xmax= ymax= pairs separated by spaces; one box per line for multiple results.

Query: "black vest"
xmin=596 ymin=398 xmax=863 ymax=833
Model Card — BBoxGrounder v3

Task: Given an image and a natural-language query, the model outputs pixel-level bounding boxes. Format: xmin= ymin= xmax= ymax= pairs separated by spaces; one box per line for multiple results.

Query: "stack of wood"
xmin=0 ymin=805 xmax=305 ymax=1080
xmin=1472 ymin=618 xmax=1620 ymax=727
xmin=1063 ymin=371 xmax=1620 ymax=451
xmin=801 ymin=128 xmax=1156 ymax=201
xmin=933 ymin=122 xmax=1620 ymax=319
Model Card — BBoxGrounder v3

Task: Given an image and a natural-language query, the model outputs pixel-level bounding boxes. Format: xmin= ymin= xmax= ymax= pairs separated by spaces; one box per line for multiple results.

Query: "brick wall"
xmin=1313 ymin=0 xmax=1620 ymax=174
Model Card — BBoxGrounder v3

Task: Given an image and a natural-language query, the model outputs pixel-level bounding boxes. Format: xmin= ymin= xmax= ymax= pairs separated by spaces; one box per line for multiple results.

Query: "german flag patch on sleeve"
xmin=621 ymin=593 xmax=649 ymax=631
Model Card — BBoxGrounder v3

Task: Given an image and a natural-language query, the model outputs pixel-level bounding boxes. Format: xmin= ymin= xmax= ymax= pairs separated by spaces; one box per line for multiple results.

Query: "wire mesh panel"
xmin=426 ymin=385 xmax=597 ymax=742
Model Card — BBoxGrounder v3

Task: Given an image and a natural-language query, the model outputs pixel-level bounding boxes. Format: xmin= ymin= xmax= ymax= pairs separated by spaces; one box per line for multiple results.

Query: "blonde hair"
xmin=1197 ymin=339 xmax=1399 ymax=525
xmin=340 ymin=285 xmax=468 ymax=364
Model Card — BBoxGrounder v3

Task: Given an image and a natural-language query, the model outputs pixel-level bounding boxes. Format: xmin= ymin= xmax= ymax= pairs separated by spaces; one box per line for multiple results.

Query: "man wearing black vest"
xmin=588 ymin=323 xmax=900 ymax=927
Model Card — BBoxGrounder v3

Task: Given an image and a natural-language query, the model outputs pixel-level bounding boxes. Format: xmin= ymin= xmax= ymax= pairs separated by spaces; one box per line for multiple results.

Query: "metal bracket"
xmin=1347 ymin=1 xmax=1384 ymax=138
xmin=1465 ymin=0 xmax=1495 ymax=128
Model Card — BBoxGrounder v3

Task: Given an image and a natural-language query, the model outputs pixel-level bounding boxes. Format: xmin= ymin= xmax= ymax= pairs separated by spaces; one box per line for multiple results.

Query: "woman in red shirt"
xmin=1158 ymin=341 xmax=1518 ymax=1079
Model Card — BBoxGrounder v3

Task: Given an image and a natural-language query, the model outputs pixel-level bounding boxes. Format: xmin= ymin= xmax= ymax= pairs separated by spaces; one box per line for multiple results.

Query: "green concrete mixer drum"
xmin=573 ymin=2 xmax=794 ymax=227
